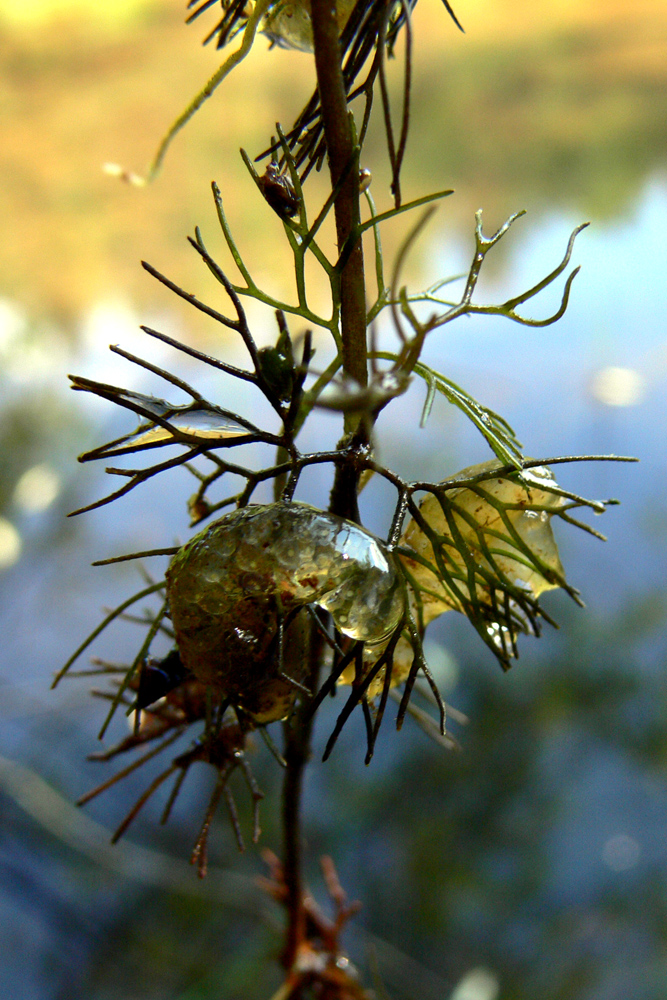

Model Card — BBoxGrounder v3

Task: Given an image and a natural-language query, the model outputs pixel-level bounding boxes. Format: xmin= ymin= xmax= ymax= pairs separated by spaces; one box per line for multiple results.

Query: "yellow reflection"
xmin=13 ymin=465 xmax=62 ymax=514
xmin=0 ymin=518 xmax=22 ymax=570
xmin=0 ymin=0 xmax=155 ymax=28
xmin=0 ymin=300 xmax=27 ymax=350
xmin=2 ymin=0 xmax=665 ymax=325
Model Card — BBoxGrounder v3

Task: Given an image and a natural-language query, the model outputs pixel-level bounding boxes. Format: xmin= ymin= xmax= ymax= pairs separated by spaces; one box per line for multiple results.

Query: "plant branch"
xmin=311 ymin=0 xmax=367 ymax=404
xmin=277 ymin=0 xmax=373 ymax=977
xmin=280 ymin=625 xmax=324 ymax=970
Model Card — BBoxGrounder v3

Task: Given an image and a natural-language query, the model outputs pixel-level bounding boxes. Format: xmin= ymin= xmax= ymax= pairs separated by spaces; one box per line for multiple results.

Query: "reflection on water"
xmin=13 ymin=464 xmax=62 ymax=515
xmin=0 ymin=518 xmax=22 ymax=569
xmin=1 ymin=2 xmax=667 ymax=998
xmin=590 ymin=366 xmax=645 ymax=408
xmin=1 ymin=0 xmax=666 ymax=321
xmin=0 ymin=177 xmax=664 ymax=1000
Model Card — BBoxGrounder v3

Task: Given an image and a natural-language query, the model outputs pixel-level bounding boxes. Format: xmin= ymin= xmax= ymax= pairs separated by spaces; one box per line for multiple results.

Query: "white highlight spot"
xmin=602 ymin=834 xmax=641 ymax=872
xmin=14 ymin=464 xmax=62 ymax=514
xmin=0 ymin=518 xmax=22 ymax=570
xmin=0 ymin=299 xmax=27 ymax=350
xmin=450 ymin=967 xmax=500 ymax=1000
xmin=590 ymin=366 xmax=644 ymax=407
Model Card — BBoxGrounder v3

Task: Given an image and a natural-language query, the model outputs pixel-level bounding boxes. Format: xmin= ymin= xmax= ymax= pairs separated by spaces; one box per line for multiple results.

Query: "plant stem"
xmin=311 ymin=0 xmax=371 ymax=521
xmin=279 ymin=0 xmax=369 ymax=972
xmin=311 ymin=0 xmax=367 ymax=400
xmin=280 ymin=627 xmax=323 ymax=968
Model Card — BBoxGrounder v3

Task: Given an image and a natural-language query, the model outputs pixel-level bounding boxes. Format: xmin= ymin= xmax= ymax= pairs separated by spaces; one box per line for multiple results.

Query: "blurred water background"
xmin=1 ymin=1 xmax=666 ymax=997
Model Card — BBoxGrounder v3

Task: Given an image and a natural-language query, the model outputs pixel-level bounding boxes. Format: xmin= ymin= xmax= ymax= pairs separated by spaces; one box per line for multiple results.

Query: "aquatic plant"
xmin=58 ymin=1 xmax=635 ymax=994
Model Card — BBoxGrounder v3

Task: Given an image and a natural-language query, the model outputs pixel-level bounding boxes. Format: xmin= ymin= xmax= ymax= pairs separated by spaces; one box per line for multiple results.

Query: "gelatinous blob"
xmin=398 ymin=460 xmax=568 ymax=649
xmin=262 ymin=0 xmax=357 ymax=52
xmin=262 ymin=0 xmax=314 ymax=52
xmin=129 ymin=409 xmax=249 ymax=447
xmin=69 ymin=379 xmax=250 ymax=455
xmin=168 ymin=465 xmax=570 ymax=716
xmin=341 ymin=462 xmax=568 ymax=690
xmin=166 ymin=502 xmax=404 ymax=722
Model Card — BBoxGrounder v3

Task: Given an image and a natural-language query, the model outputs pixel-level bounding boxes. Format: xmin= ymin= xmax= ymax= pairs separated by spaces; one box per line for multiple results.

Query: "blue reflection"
xmin=1 ymin=179 xmax=666 ymax=999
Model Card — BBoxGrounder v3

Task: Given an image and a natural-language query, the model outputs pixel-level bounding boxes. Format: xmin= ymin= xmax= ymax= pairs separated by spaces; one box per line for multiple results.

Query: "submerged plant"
xmin=60 ymin=1 xmax=635 ymax=994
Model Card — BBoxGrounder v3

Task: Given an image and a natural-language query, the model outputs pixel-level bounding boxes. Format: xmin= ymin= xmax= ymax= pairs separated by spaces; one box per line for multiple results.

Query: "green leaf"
xmin=412 ymin=360 xmax=523 ymax=468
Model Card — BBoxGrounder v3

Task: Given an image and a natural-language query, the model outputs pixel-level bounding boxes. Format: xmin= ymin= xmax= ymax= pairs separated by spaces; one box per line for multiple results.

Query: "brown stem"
xmin=311 ymin=0 xmax=371 ymax=521
xmin=280 ymin=0 xmax=369 ymax=972
xmin=311 ymin=0 xmax=367 ymax=399
xmin=280 ymin=622 xmax=323 ymax=969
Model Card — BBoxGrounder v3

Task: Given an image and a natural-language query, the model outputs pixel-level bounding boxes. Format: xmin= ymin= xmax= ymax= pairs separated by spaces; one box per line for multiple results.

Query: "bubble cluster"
xmin=166 ymin=502 xmax=404 ymax=722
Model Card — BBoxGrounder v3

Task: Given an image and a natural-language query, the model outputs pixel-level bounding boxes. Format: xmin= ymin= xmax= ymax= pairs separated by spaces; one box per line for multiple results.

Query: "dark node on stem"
xmin=258 ymin=311 xmax=297 ymax=402
xmin=258 ymin=161 xmax=300 ymax=219
xmin=136 ymin=649 xmax=190 ymax=711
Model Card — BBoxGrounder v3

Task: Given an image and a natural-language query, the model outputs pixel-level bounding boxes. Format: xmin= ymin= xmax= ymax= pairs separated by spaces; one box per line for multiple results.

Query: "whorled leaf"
xmin=413 ymin=359 xmax=524 ymax=468
xmin=60 ymin=447 xmax=631 ymax=771
xmin=69 ymin=378 xmax=265 ymax=459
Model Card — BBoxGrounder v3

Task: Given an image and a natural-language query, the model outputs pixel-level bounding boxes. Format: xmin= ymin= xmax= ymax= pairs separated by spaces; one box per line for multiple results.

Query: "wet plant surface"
xmin=1 ymin=1 xmax=666 ymax=998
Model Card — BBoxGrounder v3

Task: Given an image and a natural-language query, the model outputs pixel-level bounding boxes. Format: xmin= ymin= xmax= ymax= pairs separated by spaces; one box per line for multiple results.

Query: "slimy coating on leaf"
xmin=165 ymin=464 xmax=580 ymax=716
xmin=398 ymin=460 xmax=568 ymax=656
xmin=166 ymin=502 xmax=404 ymax=721
xmin=339 ymin=461 xmax=569 ymax=693
xmin=262 ymin=0 xmax=357 ymax=51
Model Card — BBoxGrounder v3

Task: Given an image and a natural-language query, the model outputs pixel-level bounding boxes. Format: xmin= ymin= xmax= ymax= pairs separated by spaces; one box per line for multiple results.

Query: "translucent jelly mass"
xmin=165 ymin=502 xmax=404 ymax=719
xmin=261 ymin=0 xmax=357 ymax=53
